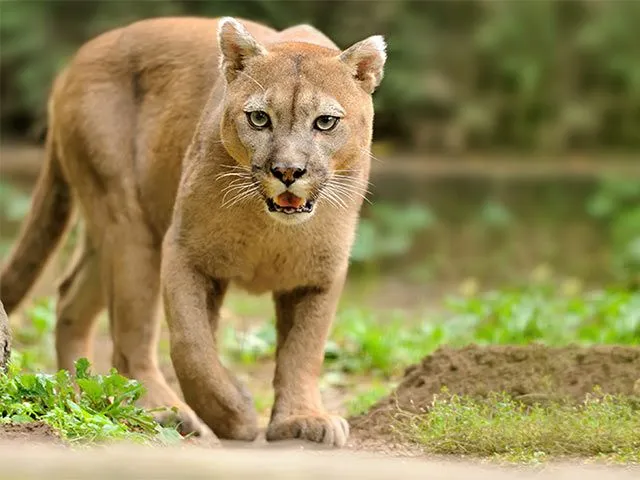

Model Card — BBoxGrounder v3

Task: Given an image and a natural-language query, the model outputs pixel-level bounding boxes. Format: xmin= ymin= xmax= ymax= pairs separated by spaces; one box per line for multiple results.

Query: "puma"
xmin=0 ymin=16 xmax=386 ymax=447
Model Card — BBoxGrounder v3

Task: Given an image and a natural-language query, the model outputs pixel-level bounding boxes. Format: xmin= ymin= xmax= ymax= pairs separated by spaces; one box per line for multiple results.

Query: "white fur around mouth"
xmin=266 ymin=198 xmax=315 ymax=215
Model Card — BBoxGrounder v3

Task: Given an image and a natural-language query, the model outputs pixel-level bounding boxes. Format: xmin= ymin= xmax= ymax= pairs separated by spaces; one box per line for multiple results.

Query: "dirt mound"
xmin=350 ymin=344 xmax=640 ymax=444
xmin=396 ymin=344 xmax=640 ymax=404
xmin=0 ymin=422 xmax=62 ymax=444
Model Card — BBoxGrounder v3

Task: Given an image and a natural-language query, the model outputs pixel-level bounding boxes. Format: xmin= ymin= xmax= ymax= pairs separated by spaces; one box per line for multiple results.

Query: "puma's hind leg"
xmin=55 ymin=230 xmax=104 ymax=372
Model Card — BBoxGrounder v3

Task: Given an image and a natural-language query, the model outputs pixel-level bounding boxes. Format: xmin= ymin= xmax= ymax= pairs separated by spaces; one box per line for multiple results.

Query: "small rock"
xmin=0 ymin=300 xmax=10 ymax=372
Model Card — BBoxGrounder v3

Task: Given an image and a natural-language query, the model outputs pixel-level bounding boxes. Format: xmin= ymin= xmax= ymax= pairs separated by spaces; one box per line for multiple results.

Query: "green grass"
xmin=218 ymin=285 xmax=640 ymax=376
xmin=15 ymin=285 xmax=638 ymax=377
xmin=221 ymin=322 xmax=276 ymax=365
xmin=10 ymin=298 xmax=57 ymax=372
xmin=325 ymin=285 xmax=640 ymax=376
xmin=0 ymin=358 xmax=181 ymax=445
xmin=397 ymin=391 xmax=640 ymax=464
xmin=253 ymin=391 xmax=275 ymax=416
xmin=224 ymin=291 xmax=273 ymax=318
xmin=346 ymin=383 xmax=393 ymax=417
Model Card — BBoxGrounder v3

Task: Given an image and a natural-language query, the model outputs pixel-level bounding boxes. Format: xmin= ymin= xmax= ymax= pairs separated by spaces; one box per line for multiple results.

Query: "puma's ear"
xmin=218 ymin=17 xmax=267 ymax=82
xmin=338 ymin=35 xmax=387 ymax=94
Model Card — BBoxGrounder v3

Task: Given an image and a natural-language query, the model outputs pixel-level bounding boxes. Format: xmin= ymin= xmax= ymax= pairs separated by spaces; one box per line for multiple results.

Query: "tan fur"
xmin=0 ymin=16 xmax=386 ymax=447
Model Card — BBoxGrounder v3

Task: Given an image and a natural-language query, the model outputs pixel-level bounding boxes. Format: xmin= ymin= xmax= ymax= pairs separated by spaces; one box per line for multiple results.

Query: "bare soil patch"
xmin=0 ymin=422 xmax=61 ymax=444
xmin=0 ymin=444 xmax=637 ymax=480
xmin=350 ymin=344 xmax=640 ymax=447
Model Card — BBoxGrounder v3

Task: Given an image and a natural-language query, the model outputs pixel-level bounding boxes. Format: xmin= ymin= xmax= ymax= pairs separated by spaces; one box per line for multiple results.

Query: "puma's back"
xmin=52 ymin=17 xmax=338 ymax=237
xmin=51 ymin=18 xmax=269 ymax=236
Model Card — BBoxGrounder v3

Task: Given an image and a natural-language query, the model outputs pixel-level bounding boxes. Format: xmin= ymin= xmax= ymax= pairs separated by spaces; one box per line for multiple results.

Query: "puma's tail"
xmin=0 ymin=128 xmax=73 ymax=314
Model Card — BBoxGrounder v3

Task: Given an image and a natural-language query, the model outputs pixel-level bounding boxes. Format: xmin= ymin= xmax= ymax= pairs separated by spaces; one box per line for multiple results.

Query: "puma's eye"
xmin=314 ymin=115 xmax=339 ymax=131
xmin=247 ymin=111 xmax=271 ymax=129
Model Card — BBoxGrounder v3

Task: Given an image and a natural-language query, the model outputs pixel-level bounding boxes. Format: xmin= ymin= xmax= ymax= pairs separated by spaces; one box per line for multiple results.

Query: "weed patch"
xmin=0 ymin=358 xmax=179 ymax=445
xmin=398 ymin=392 xmax=640 ymax=464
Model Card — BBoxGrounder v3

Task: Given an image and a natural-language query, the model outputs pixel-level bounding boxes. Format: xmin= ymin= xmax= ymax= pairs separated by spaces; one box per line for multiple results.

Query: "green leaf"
xmin=74 ymin=358 xmax=91 ymax=379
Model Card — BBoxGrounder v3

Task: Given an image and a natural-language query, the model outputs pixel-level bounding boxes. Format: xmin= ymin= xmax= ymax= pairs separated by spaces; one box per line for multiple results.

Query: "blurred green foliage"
xmin=350 ymin=202 xmax=435 ymax=270
xmin=213 ymin=284 xmax=640 ymax=376
xmin=587 ymin=179 xmax=640 ymax=286
xmin=1 ymin=0 xmax=640 ymax=153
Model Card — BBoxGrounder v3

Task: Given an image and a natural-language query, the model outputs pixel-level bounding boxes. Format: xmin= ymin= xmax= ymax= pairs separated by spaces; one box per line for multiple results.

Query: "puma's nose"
xmin=270 ymin=164 xmax=306 ymax=187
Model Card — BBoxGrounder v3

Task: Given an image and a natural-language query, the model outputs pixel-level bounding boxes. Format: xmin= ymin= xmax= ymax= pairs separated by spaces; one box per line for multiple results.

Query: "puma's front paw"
xmin=266 ymin=413 xmax=349 ymax=448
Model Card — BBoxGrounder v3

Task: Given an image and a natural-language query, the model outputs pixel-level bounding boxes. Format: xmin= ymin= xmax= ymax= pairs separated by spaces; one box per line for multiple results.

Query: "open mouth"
xmin=266 ymin=192 xmax=314 ymax=214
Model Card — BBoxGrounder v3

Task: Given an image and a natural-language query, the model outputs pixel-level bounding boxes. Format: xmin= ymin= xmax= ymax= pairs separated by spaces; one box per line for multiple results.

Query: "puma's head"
xmin=217 ymin=17 xmax=386 ymax=225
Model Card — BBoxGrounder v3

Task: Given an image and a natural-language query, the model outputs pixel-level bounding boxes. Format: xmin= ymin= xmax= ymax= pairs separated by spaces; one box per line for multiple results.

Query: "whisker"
xmin=238 ymin=71 xmax=266 ymax=92
xmin=221 ymin=182 xmax=254 ymax=196
xmin=225 ymin=187 xmax=260 ymax=209
xmin=216 ymin=168 xmax=251 ymax=176
xmin=328 ymin=179 xmax=373 ymax=196
xmin=223 ymin=190 xmax=255 ymax=209
xmin=222 ymin=188 xmax=251 ymax=205
xmin=331 ymin=173 xmax=375 ymax=189
xmin=220 ymin=178 xmax=252 ymax=189
xmin=360 ymin=148 xmax=383 ymax=164
xmin=318 ymin=190 xmax=340 ymax=209
xmin=223 ymin=181 xmax=260 ymax=203
xmin=331 ymin=172 xmax=374 ymax=184
xmin=217 ymin=170 xmax=249 ymax=177
xmin=331 ymin=188 xmax=371 ymax=205
xmin=329 ymin=179 xmax=373 ymax=195
xmin=219 ymin=164 xmax=251 ymax=171
xmin=221 ymin=183 xmax=258 ymax=206
xmin=318 ymin=191 xmax=343 ymax=211
xmin=229 ymin=190 xmax=258 ymax=207
xmin=322 ymin=186 xmax=349 ymax=210
xmin=220 ymin=183 xmax=254 ymax=200
xmin=328 ymin=184 xmax=357 ymax=202
xmin=218 ymin=178 xmax=252 ymax=189
xmin=222 ymin=177 xmax=253 ymax=186
xmin=215 ymin=171 xmax=252 ymax=181
xmin=327 ymin=182 xmax=372 ymax=205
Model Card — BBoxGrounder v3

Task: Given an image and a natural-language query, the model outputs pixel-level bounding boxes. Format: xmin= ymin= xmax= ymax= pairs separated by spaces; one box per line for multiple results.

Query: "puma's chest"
xmin=201 ymin=220 xmax=348 ymax=294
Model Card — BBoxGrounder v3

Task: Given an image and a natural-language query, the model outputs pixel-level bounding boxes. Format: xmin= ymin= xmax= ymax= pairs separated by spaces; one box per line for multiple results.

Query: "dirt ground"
xmin=0 ymin=425 xmax=637 ymax=480
xmin=0 ymin=422 xmax=62 ymax=444
xmin=0 ymin=429 xmax=637 ymax=480
xmin=350 ymin=344 xmax=640 ymax=443
xmin=0 ymin=441 xmax=638 ymax=480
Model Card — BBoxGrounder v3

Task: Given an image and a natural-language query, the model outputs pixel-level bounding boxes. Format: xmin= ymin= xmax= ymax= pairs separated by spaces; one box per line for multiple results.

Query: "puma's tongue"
xmin=275 ymin=192 xmax=304 ymax=209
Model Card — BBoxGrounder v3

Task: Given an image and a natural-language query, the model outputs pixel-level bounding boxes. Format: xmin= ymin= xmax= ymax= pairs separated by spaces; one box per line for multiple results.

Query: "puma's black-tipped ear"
xmin=218 ymin=17 xmax=267 ymax=82
xmin=339 ymin=35 xmax=387 ymax=94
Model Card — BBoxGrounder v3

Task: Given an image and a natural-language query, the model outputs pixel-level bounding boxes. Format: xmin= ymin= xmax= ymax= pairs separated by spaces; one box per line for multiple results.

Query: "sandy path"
xmin=0 ymin=440 xmax=637 ymax=480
